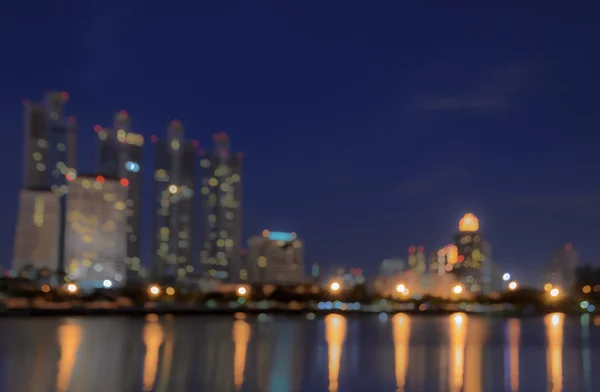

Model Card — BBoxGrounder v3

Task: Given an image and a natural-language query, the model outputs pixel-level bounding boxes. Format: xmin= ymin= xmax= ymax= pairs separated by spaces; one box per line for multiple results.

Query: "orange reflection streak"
xmin=142 ymin=317 xmax=164 ymax=391
xmin=325 ymin=314 xmax=347 ymax=392
xmin=508 ymin=319 xmax=521 ymax=392
xmin=465 ymin=318 xmax=486 ymax=392
xmin=392 ymin=313 xmax=411 ymax=391
xmin=449 ymin=313 xmax=467 ymax=392
xmin=545 ymin=313 xmax=564 ymax=392
xmin=56 ymin=319 xmax=82 ymax=392
xmin=233 ymin=319 xmax=251 ymax=391
xmin=157 ymin=321 xmax=174 ymax=392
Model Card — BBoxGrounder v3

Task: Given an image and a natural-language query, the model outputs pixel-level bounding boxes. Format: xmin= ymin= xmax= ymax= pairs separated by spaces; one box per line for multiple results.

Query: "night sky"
xmin=1 ymin=2 xmax=599 ymax=285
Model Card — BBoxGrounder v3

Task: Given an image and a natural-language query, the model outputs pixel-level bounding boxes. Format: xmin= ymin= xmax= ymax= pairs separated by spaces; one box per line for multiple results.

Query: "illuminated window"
xmin=220 ymin=183 xmax=229 ymax=192
xmin=200 ymin=159 xmax=211 ymax=168
xmin=226 ymin=212 xmax=233 ymax=220
xmin=171 ymin=140 xmax=180 ymax=150
xmin=33 ymin=152 xmax=42 ymax=161
xmin=209 ymin=177 xmax=218 ymax=187
xmin=125 ymin=161 xmax=140 ymax=172
xmin=82 ymin=180 xmax=91 ymax=189
xmin=258 ymin=256 xmax=267 ymax=268
xmin=208 ymin=214 xmax=216 ymax=223
xmin=36 ymin=163 xmax=45 ymax=171
xmin=57 ymin=143 xmax=65 ymax=151
xmin=201 ymin=186 xmax=209 ymax=195
xmin=37 ymin=139 xmax=47 ymax=148
xmin=231 ymin=173 xmax=240 ymax=182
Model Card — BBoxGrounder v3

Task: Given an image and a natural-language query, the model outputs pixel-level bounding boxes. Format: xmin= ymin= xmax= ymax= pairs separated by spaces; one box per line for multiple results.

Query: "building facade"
xmin=96 ymin=110 xmax=143 ymax=275
xmin=544 ymin=243 xmax=578 ymax=292
xmin=199 ymin=133 xmax=243 ymax=281
xmin=12 ymin=189 xmax=61 ymax=273
xmin=63 ymin=175 xmax=128 ymax=288
xmin=13 ymin=92 xmax=77 ymax=275
xmin=152 ymin=120 xmax=196 ymax=281
xmin=452 ymin=213 xmax=490 ymax=293
xmin=246 ymin=231 xmax=304 ymax=284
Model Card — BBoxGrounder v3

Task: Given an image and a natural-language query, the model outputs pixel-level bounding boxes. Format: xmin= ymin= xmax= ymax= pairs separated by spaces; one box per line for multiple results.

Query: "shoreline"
xmin=0 ymin=306 xmax=584 ymax=318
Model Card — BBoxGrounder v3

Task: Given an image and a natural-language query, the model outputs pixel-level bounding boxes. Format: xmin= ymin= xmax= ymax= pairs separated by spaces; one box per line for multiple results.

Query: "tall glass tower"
xmin=152 ymin=120 xmax=196 ymax=282
xmin=13 ymin=92 xmax=77 ymax=277
xmin=199 ymin=132 xmax=243 ymax=281
xmin=96 ymin=110 xmax=143 ymax=277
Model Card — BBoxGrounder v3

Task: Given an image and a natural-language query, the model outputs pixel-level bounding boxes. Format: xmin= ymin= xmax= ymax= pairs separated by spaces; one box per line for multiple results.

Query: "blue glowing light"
xmin=268 ymin=231 xmax=294 ymax=241
xmin=125 ymin=161 xmax=140 ymax=172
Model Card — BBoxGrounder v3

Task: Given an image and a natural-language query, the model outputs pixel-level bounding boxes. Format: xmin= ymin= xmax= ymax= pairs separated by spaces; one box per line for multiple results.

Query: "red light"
xmin=457 ymin=255 xmax=465 ymax=263
xmin=417 ymin=245 xmax=424 ymax=252
xmin=150 ymin=135 xmax=158 ymax=143
xmin=408 ymin=246 xmax=416 ymax=254
xmin=565 ymin=243 xmax=573 ymax=250
xmin=65 ymin=173 xmax=75 ymax=181
xmin=120 ymin=178 xmax=129 ymax=187
xmin=61 ymin=91 xmax=69 ymax=100
xmin=192 ymin=140 xmax=200 ymax=147
xmin=172 ymin=119 xmax=182 ymax=126
xmin=119 ymin=110 xmax=128 ymax=117
xmin=96 ymin=176 xmax=105 ymax=183
xmin=68 ymin=116 xmax=76 ymax=123
xmin=94 ymin=125 xmax=102 ymax=133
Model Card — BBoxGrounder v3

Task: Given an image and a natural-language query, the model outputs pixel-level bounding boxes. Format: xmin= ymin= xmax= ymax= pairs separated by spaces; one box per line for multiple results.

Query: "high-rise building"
xmin=12 ymin=189 xmax=61 ymax=273
xmin=152 ymin=120 xmax=197 ymax=281
xmin=544 ymin=243 xmax=578 ymax=292
xmin=13 ymin=92 xmax=77 ymax=275
xmin=63 ymin=174 xmax=128 ymax=289
xmin=96 ymin=110 xmax=144 ymax=275
xmin=22 ymin=92 xmax=77 ymax=192
xmin=453 ymin=213 xmax=488 ymax=293
xmin=199 ymin=132 xmax=243 ymax=281
xmin=379 ymin=258 xmax=406 ymax=276
xmin=247 ymin=231 xmax=304 ymax=284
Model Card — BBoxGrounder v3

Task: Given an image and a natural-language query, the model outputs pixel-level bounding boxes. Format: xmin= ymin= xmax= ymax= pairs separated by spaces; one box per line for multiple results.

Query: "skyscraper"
xmin=152 ymin=120 xmax=196 ymax=281
xmin=63 ymin=175 xmax=128 ymax=288
xmin=13 ymin=92 xmax=77 ymax=275
xmin=199 ymin=132 xmax=243 ymax=281
xmin=96 ymin=110 xmax=143 ymax=276
xmin=453 ymin=213 xmax=488 ymax=293
xmin=544 ymin=243 xmax=578 ymax=292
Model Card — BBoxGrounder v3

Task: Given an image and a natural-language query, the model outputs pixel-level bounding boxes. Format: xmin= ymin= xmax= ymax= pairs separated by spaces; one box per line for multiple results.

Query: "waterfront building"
xmin=247 ymin=231 xmax=304 ymax=284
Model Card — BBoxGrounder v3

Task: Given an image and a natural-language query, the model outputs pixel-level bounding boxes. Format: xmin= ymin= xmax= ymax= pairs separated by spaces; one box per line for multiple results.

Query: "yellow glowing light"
xmin=149 ymin=285 xmax=160 ymax=296
xmin=237 ymin=287 xmax=247 ymax=296
xmin=168 ymin=185 xmax=178 ymax=194
xmin=508 ymin=281 xmax=518 ymax=290
xmin=544 ymin=283 xmax=553 ymax=292
xmin=165 ymin=287 xmax=175 ymax=296
xmin=41 ymin=284 xmax=51 ymax=293
xmin=67 ymin=283 xmax=77 ymax=293
xmin=550 ymin=288 xmax=559 ymax=297
xmin=453 ymin=285 xmax=463 ymax=295
xmin=331 ymin=282 xmax=340 ymax=292
xmin=459 ymin=213 xmax=479 ymax=232
xmin=396 ymin=284 xmax=406 ymax=293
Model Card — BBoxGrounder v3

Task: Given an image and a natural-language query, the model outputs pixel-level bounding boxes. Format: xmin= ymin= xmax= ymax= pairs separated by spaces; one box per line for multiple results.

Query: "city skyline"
xmin=2 ymin=3 xmax=600 ymax=286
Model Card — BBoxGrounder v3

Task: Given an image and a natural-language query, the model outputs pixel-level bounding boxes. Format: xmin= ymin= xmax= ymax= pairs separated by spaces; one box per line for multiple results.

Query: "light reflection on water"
xmin=0 ymin=313 xmax=598 ymax=392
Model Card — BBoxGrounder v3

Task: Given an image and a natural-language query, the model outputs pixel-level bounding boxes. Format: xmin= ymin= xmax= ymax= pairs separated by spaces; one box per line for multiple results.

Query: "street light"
xmin=508 ymin=281 xmax=518 ymax=291
xmin=148 ymin=285 xmax=160 ymax=296
xmin=330 ymin=282 xmax=340 ymax=292
xmin=165 ymin=287 xmax=175 ymax=296
xmin=67 ymin=283 xmax=78 ymax=293
xmin=237 ymin=287 xmax=247 ymax=296
xmin=549 ymin=288 xmax=560 ymax=298
xmin=452 ymin=285 xmax=463 ymax=295
xmin=502 ymin=273 xmax=511 ymax=282
xmin=396 ymin=284 xmax=406 ymax=293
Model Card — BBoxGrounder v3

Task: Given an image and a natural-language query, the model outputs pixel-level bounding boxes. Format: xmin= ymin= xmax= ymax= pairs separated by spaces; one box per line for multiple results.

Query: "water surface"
xmin=0 ymin=313 xmax=598 ymax=392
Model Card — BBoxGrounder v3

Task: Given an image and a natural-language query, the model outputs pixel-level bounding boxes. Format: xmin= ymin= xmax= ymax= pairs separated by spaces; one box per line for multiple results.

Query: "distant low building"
xmin=370 ymin=271 xmax=459 ymax=299
xmin=246 ymin=231 xmax=304 ymax=284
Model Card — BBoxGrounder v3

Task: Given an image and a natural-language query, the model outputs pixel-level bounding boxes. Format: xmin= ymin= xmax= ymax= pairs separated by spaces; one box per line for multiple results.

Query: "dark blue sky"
xmin=1 ymin=2 xmax=599 ymax=284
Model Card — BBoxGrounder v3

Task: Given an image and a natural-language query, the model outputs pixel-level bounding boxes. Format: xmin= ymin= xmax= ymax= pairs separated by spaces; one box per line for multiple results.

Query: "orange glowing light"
xmin=119 ymin=110 xmax=128 ymax=117
xmin=582 ymin=285 xmax=591 ymax=294
xmin=459 ymin=213 xmax=479 ymax=232
xmin=262 ymin=230 xmax=270 ymax=237
xmin=445 ymin=244 xmax=458 ymax=264
xmin=65 ymin=172 xmax=75 ymax=181
xmin=96 ymin=175 xmax=104 ymax=183
xmin=120 ymin=178 xmax=129 ymax=187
